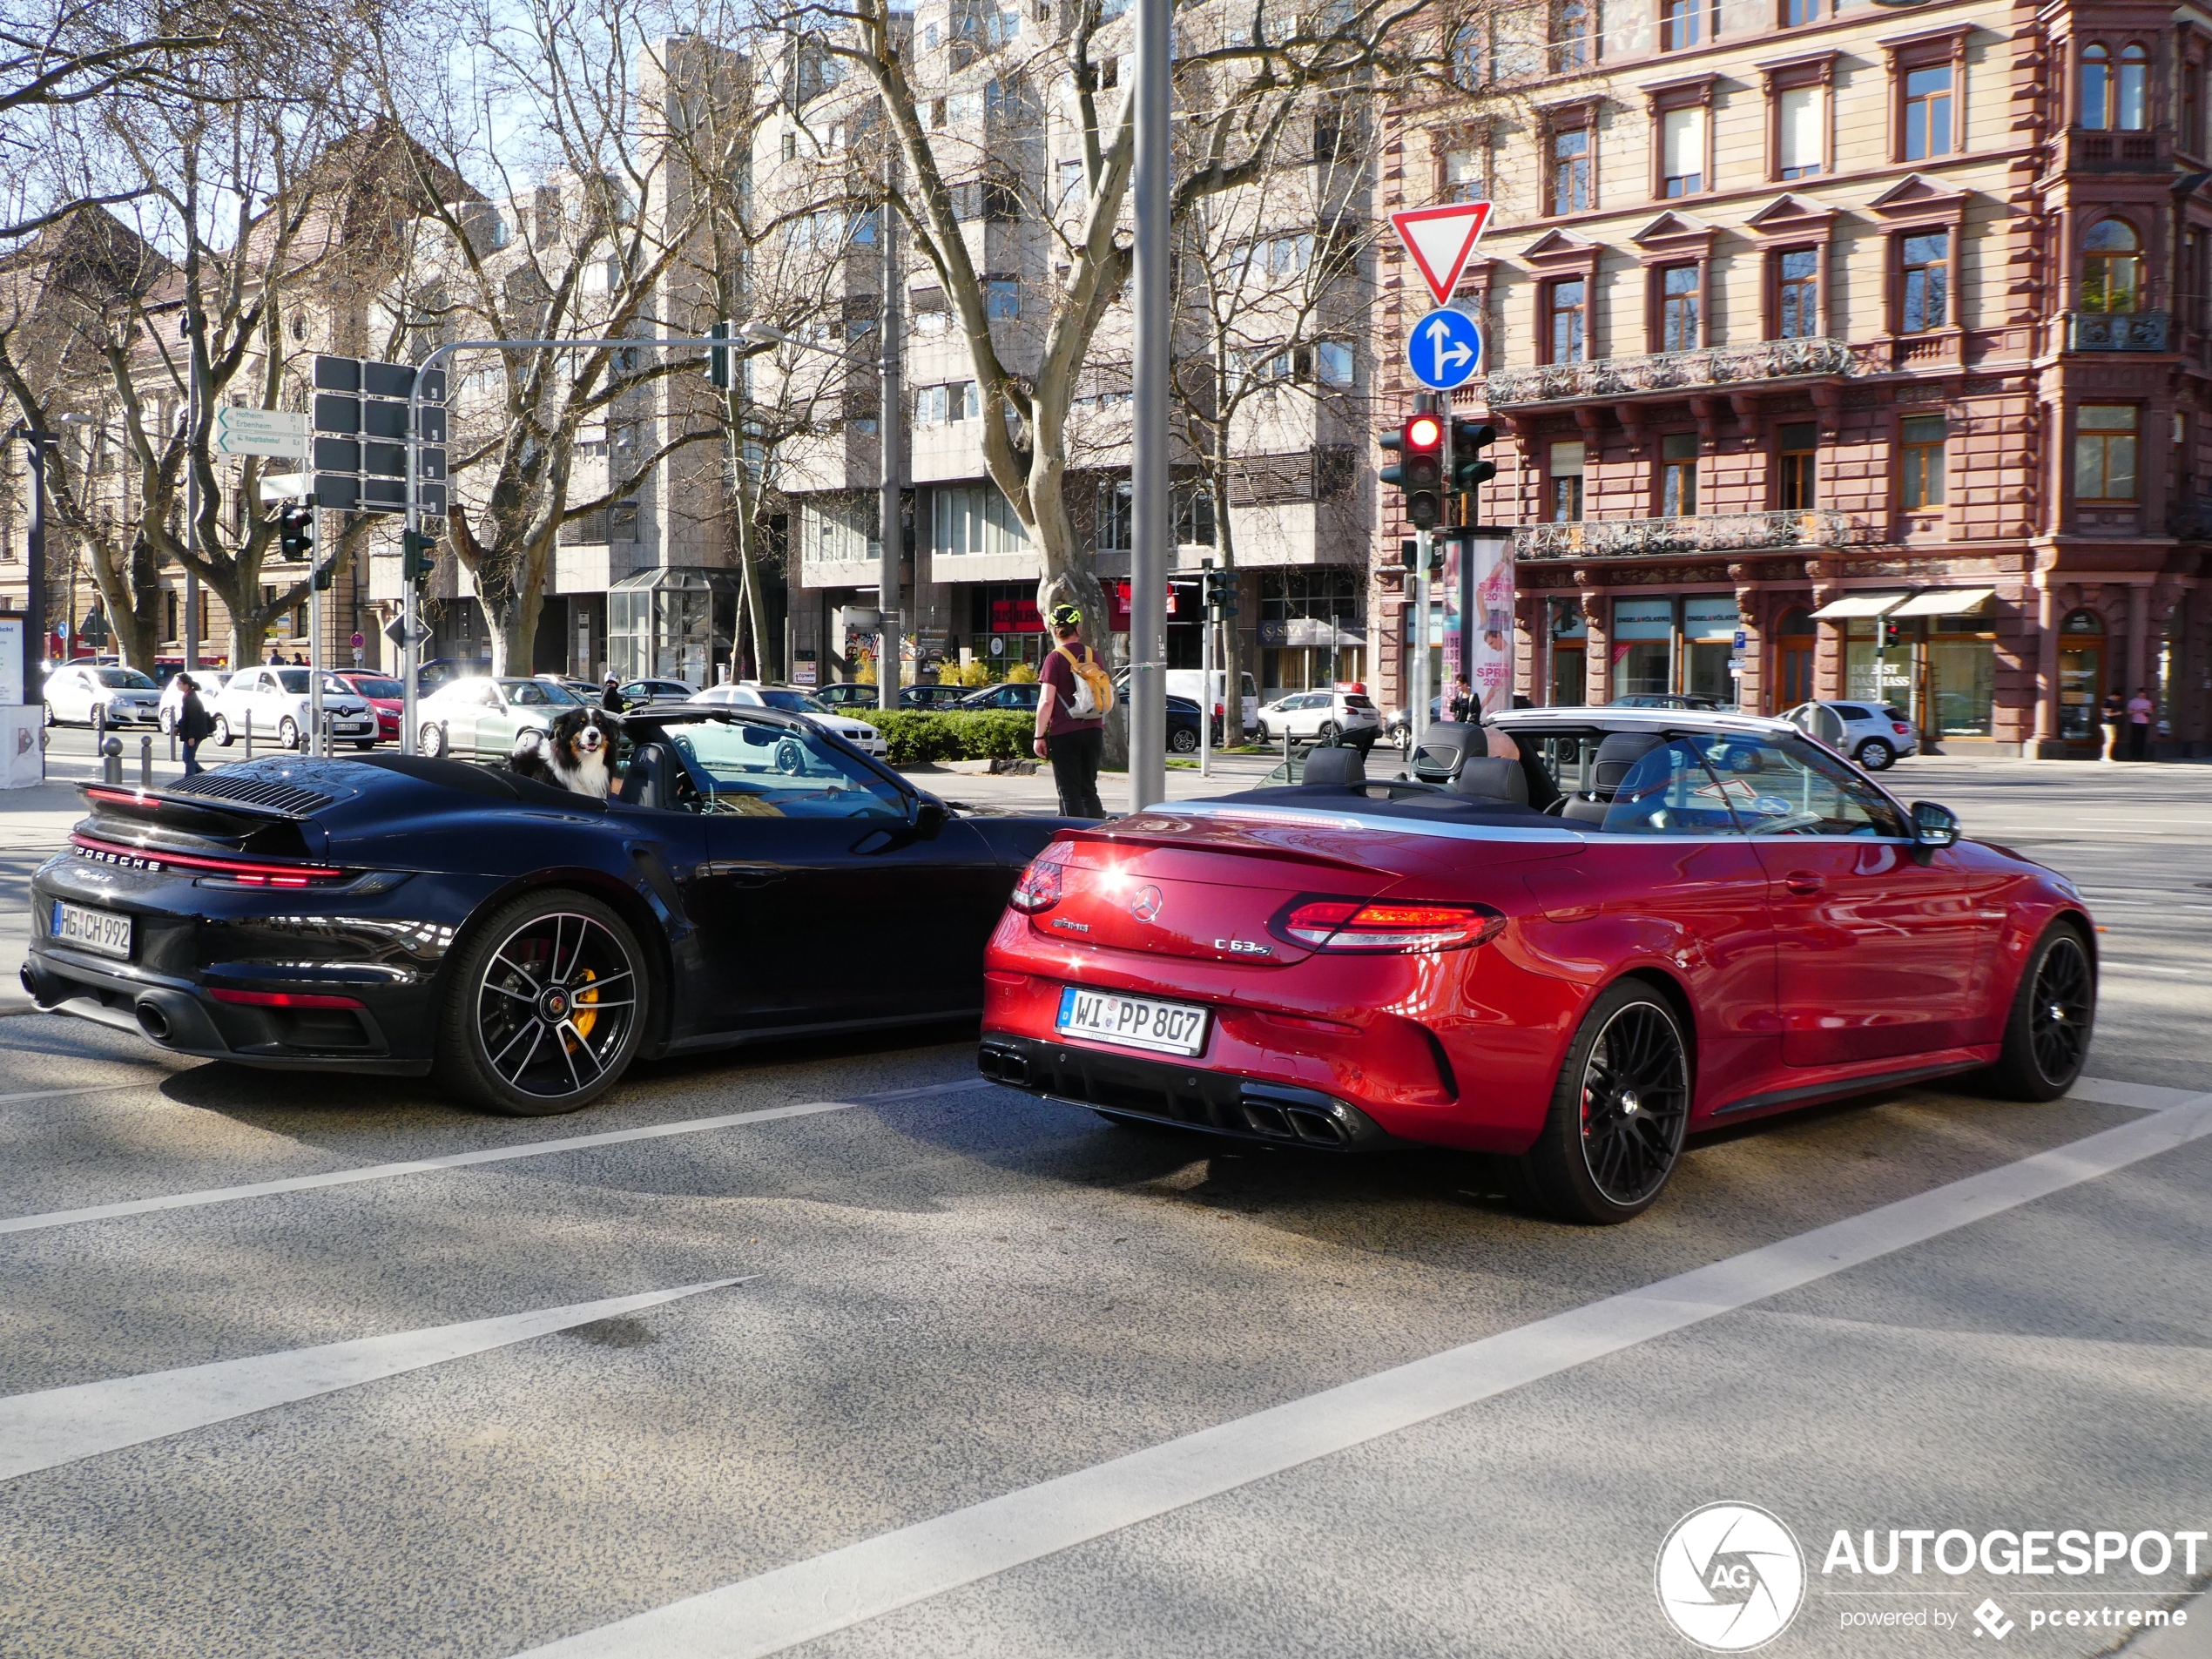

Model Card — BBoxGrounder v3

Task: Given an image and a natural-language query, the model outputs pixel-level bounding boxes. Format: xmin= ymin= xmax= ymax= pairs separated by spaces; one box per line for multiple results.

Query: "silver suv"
xmin=1783 ymin=700 xmax=1919 ymax=771
xmin=1255 ymin=688 xmax=1383 ymax=746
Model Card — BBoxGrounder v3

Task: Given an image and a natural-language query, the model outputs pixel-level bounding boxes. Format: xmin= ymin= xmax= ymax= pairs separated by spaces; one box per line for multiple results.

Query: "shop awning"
xmin=1808 ymin=592 xmax=1911 ymax=619
xmin=1889 ymin=587 xmax=1996 ymax=617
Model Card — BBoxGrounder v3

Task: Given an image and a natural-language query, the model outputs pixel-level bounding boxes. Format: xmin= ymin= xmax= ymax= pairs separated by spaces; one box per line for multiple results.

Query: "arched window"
xmin=2118 ymin=44 xmax=2149 ymax=129
xmin=2083 ymin=219 xmax=2142 ymax=314
xmin=2081 ymin=44 xmax=2112 ymax=129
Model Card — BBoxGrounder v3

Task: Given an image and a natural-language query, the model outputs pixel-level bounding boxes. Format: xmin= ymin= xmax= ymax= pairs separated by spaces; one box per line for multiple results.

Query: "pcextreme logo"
xmin=1656 ymin=1502 xmax=1808 ymax=1652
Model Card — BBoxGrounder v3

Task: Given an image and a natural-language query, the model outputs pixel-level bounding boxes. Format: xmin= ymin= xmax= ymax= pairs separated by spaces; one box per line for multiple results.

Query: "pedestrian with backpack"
xmin=1035 ymin=603 xmax=1110 ymax=818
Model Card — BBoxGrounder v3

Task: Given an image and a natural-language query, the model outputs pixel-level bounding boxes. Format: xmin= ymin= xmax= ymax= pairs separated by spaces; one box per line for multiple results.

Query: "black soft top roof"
xmin=1207 ymin=782 xmax=1556 ymax=827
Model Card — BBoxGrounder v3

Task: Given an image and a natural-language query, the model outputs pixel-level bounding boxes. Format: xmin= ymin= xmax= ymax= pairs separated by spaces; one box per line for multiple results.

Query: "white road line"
xmin=0 ymin=1077 xmax=984 ymax=1239
xmin=2103 ymin=962 xmax=2197 ymax=978
xmin=0 ymin=1278 xmax=752 ymax=1483
xmin=516 ymin=1084 xmax=2212 ymax=1659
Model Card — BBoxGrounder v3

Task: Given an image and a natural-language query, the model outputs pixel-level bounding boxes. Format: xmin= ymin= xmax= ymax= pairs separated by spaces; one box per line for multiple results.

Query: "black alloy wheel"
xmin=435 ymin=892 xmax=648 ymax=1116
xmin=1522 ymin=981 xmax=1692 ymax=1224
xmin=1986 ymin=923 xmax=2095 ymax=1102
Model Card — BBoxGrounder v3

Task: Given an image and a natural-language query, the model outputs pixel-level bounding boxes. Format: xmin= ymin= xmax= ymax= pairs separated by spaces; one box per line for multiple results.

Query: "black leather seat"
xmin=1448 ymin=756 xmax=1530 ymax=805
xmin=1301 ymin=745 xmax=1366 ymax=787
xmin=1561 ymin=732 xmax=1663 ymax=825
xmin=619 ymin=741 xmax=680 ymax=810
xmin=1410 ymin=722 xmax=1486 ymax=784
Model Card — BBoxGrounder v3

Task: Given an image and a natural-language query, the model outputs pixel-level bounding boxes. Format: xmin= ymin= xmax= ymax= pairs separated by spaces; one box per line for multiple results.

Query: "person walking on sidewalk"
xmin=175 ymin=675 xmax=213 ymax=777
xmin=1035 ymin=604 xmax=1108 ymax=819
xmin=2101 ymin=691 xmax=2125 ymax=762
xmin=2127 ymin=685 xmax=2155 ymax=760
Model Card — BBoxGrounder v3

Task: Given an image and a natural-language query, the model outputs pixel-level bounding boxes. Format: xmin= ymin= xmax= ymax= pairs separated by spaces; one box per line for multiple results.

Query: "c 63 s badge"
xmin=1217 ymin=938 xmax=1271 ymax=956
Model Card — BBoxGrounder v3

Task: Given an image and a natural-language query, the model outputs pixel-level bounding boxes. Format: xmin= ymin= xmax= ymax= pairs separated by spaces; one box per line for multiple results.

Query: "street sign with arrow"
xmin=1406 ymin=307 xmax=1484 ymax=391
xmin=212 ymin=407 xmax=310 ymax=461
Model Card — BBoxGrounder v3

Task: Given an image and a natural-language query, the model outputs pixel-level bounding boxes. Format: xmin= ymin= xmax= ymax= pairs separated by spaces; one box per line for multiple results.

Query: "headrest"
xmin=1300 ymin=745 xmax=1366 ymax=787
xmin=1412 ymin=721 xmax=1486 ymax=782
xmin=1591 ymin=732 xmax=1664 ymax=794
xmin=1447 ymin=756 xmax=1530 ymax=805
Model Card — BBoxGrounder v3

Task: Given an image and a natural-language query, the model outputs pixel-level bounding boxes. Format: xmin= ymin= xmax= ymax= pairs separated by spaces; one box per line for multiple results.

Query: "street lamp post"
xmin=11 ymin=425 xmax=55 ymax=709
xmin=876 ymin=177 xmax=902 ymax=713
xmin=1128 ymin=0 xmax=1170 ymax=811
xmin=182 ymin=312 xmax=200 ymax=671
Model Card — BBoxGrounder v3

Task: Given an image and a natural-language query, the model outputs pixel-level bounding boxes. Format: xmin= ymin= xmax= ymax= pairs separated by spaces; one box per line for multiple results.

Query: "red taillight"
xmin=70 ymin=833 xmax=351 ymax=887
xmin=209 ymin=988 xmax=366 ymax=1009
xmin=1010 ymin=846 xmax=1068 ymax=913
xmin=1892 ymin=722 xmax=1911 ymax=735
xmin=1273 ymin=895 xmax=1506 ymax=953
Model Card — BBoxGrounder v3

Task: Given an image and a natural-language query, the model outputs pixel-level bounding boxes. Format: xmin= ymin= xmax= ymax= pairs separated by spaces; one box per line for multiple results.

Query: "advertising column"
xmin=1457 ymin=529 xmax=1517 ymax=720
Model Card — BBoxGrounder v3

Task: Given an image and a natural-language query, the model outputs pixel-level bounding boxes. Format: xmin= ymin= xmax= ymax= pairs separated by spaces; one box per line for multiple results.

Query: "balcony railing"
xmin=1516 ymin=509 xmax=1878 ymax=561
xmin=2063 ymin=311 xmax=2169 ymax=353
xmin=1484 ymin=338 xmax=1876 ymax=409
xmin=2056 ymin=127 xmax=2174 ymax=173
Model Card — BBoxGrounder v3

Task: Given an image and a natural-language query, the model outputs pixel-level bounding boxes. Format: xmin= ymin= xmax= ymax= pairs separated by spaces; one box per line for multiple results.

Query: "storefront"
xmin=1263 ymin=569 xmax=1365 ymax=698
xmin=1550 ymin=604 xmax=1587 ymax=705
xmin=2057 ymin=608 xmax=2104 ymax=742
xmin=1603 ymin=594 xmax=1741 ymax=702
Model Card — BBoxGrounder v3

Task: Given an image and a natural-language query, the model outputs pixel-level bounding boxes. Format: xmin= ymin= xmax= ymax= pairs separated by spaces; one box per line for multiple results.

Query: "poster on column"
xmin=1461 ymin=534 xmax=1516 ymax=720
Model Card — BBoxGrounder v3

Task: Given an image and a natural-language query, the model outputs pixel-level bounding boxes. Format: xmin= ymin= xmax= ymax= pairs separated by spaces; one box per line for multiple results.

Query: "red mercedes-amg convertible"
xmin=978 ymin=708 xmax=2096 ymax=1223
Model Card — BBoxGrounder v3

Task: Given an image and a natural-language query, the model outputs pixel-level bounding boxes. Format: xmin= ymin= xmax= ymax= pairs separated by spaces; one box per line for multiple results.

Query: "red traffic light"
xmin=1405 ymin=414 xmax=1443 ymax=451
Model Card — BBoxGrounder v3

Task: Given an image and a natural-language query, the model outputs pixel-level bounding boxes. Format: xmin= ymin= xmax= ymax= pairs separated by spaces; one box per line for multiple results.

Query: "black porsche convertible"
xmin=24 ymin=706 xmax=1072 ymax=1115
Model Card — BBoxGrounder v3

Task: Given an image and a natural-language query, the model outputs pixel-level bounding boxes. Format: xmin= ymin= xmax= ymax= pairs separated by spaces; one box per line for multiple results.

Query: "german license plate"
xmin=1056 ymin=985 xmax=1210 ymax=1057
xmin=51 ymin=900 xmax=131 ymax=960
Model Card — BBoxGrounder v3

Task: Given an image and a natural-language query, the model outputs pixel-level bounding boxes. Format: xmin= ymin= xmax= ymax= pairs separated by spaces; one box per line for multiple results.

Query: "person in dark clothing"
xmin=601 ymin=676 xmax=625 ymax=713
xmin=1035 ymin=604 xmax=1106 ymax=818
xmin=1447 ymin=674 xmax=1474 ymax=724
xmin=2100 ymin=691 xmax=2125 ymax=763
xmin=175 ymin=675 xmax=214 ymax=776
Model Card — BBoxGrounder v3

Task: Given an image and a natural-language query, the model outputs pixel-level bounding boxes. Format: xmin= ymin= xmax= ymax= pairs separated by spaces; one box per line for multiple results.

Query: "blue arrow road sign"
xmin=1406 ymin=307 xmax=1484 ymax=390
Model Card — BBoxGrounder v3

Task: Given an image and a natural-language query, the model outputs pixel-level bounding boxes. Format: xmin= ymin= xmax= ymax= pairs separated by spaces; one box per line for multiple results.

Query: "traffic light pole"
xmin=1198 ymin=562 xmax=1213 ymax=780
xmin=308 ymin=505 xmax=324 ymax=758
xmin=1409 ymin=528 xmax=1431 ymax=759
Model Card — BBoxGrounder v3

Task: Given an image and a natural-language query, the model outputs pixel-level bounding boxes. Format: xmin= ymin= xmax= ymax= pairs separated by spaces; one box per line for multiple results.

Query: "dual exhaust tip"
xmin=17 ymin=965 xmax=177 ymax=1043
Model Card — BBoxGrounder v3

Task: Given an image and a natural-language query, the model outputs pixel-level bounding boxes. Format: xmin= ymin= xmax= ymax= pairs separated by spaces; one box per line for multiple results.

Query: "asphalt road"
xmin=2 ymin=745 xmax=2208 ymax=1658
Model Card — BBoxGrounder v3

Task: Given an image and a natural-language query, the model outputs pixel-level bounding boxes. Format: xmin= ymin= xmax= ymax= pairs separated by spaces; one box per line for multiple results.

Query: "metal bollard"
xmin=139 ymin=734 xmax=152 ymax=788
xmin=244 ymin=709 xmax=254 ymax=761
xmin=100 ymin=735 xmax=123 ymax=786
xmin=168 ymin=728 xmax=177 ymax=762
xmin=92 ymin=704 xmax=105 ymax=748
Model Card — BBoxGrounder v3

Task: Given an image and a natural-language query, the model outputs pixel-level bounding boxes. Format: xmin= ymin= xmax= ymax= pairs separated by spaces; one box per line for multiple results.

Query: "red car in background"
xmin=332 ymin=670 xmax=405 ymax=743
xmin=980 ymin=708 xmax=2096 ymax=1224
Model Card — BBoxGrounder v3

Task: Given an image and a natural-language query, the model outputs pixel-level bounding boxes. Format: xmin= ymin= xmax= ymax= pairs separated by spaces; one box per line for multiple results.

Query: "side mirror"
xmin=912 ymin=796 xmax=949 ymax=838
xmin=1911 ymin=801 xmax=1959 ymax=848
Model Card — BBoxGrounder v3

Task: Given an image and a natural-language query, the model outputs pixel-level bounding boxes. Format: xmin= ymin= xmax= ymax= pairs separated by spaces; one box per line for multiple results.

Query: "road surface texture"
xmin=2 ymin=737 xmax=2208 ymax=1657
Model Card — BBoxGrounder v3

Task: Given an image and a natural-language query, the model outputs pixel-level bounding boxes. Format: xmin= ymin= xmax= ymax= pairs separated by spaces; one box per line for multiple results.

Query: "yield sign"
xmin=1389 ymin=202 xmax=1494 ymax=309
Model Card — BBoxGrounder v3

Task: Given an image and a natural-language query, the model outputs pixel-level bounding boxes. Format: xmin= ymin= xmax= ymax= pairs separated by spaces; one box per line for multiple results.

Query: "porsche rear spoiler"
xmin=78 ymin=783 xmax=327 ymax=860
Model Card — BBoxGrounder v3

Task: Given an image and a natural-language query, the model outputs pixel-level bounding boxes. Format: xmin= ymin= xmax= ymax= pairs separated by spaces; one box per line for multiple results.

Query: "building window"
xmin=1777 ymin=85 xmax=1821 ymax=178
xmin=1315 ymin=339 xmax=1356 ymax=385
xmin=1660 ymin=263 xmax=1700 ymax=350
xmin=2074 ymin=405 xmax=2140 ymax=502
xmin=1900 ymin=232 xmax=1948 ymax=334
xmin=1660 ymin=0 xmax=1699 ymax=53
xmin=2187 ymin=63 xmax=2204 ymax=154
xmin=1548 ymin=440 xmax=1586 ymax=521
xmin=1661 ymin=432 xmax=1698 ymax=516
xmin=2117 ymin=45 xmax=2148 ymax=130
xmin=1545 ymin=278 xmax=1588 ymax=363
xmin=1553 ymin=0 xmax=1590 ymax=71
xmin=2080 ymin=44 xmax=2112 ymax=128
xmin=1903 ymin=66 xmax=1952 ymax=159
xmin=1777 ymin=421 xmax=1817 ymax=509
xmin=1660 ymin=106 xmax=1704 ymax=197
xmin=1440 ymin=146 xmax=1483 ymax=202
xmin=1901 ymin=415 xmax=1946 ymax=509
xmin=1551 ymin=126 xmax=1591 ymax=215
xmin=1777 ymin=248 xmax=1820 ymax=338
xmin=2085 ymin=44 xmax=2151 ymax=131
xmin=1781 ymin=0 xmax=1817 ymax=25
xmin=2081 ymin=219 xmax=2142 ymax=314
xmin=986 ymin=278 xmax=1021 ymax=320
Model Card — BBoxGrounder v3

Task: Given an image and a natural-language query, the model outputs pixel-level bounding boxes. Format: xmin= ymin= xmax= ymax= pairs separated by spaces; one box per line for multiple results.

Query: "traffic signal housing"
xmin=401 ymin=528 xmax=437 ymax=586
xmin=276 ymin=504 xmax=314 ymax=562
xmin=1399 ymin=412 xmax=1444 ymax=529
xmin=1450 ymin=420 xmax=1497 ymax=493
xmin=705 ymin=320 xmax=732 ymax=389
xmin=1878 ymin=617 xmax=1901 ymax=651
xmin=1202 ymin=566 xmax=1239 ymax=618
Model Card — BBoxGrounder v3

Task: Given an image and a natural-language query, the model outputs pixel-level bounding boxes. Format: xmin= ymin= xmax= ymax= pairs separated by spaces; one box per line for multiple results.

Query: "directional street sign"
xmin=312 ymin=355 xmax=448 ymax=517
xmin=1389 ymin=202 xmax=1495 ymax=309
xmin=212 ymin=407 xmax=310 ymax=461
xmin=1406 ymin=307 xmax=1485 ymax=391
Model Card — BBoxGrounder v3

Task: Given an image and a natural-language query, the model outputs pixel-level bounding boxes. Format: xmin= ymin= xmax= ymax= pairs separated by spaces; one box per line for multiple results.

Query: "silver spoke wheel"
xmin=475 ymin=911 xmax=639 ymax=1103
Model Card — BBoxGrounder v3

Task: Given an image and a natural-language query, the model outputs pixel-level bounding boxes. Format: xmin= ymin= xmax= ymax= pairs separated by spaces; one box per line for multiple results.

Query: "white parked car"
xmin=1783 ymin=699 xmax=1920 ymax=772
xmin=691 ymin=683 xmax=889 ymax=757
xmin=1253 ymin=687 xmax=1383 ymax=747
xmin=416 ymin=675 xmax=590 ymax=759
xmin=212 ymin=665 xmax=376 ymax=750
xmin=44 ymin=663 xmax=161 ymax=727
xmin=158 ymin=671 xmax=233 ymax=735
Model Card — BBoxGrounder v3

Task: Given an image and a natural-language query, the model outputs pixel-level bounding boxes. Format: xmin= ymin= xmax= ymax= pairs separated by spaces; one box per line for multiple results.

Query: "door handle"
xmin=705 ymin=862 xmax=786 ymax=887
xmin=1784 ymin=870 xmax=1824 ymax=897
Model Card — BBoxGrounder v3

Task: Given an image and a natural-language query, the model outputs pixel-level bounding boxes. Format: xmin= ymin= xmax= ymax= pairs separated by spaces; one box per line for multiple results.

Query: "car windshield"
xmin=658 ymin=718 xmax=905 ymax=818
xmin=349 ymin=678 xmax=404 ymax=698
xmin=756 ymin=689 xmax=829 ymax=714
xmin=98 ymin=668 xmax=156 ymax=689
xmin=275 ymin=669 xmax=310 ymax=693
xmin=319 ymin=673 xmax=358 ymax=695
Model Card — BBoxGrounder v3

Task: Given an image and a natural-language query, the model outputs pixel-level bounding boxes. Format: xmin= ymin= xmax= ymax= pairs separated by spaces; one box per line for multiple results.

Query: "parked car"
xmin=415 ymin=675 xmax=589 ymax=759
xmin=614 ymin=678 xmax=698 ymax=705
xmin=44 ymin=663 xmax=162 ymax=728
xmin=811 ymin=681 xmax=974 ymax=711
xmin=1112 ymin=669 xmax=1261 ymax=740
xmin=957 ymin=681 xmax=1043 ymax=713
xmin=813 ymin=682 xmax=880 ymax=709
xmin=900 ymin=683 xmax=973 ymax=709
xmin=157 ymin=671 xmax=234 ymax=735
xmin=1254 ymin=687 xmax=1382 ymax=747
xmin=332 ymin=670 xmax=407 ymax=743
xmin=538 ymin=675 xmax=603 ymax=702
xmin=1163 ymin=694 xmax=1213 ymax=755
xmin=689 ymin=683 xmax=889 ymax=757
xmin=981 ymin=705 xmax=2095 ymax=1224
xmin=416 ymin=658 xmax=494 ymax=696
xmin=212 ymin=666 xmax=378 ymax=750
xmin=1783 ymin=700 xmax=1919 ymax=771
xmin=29 ymin=706 xmax=1073 ymax=1116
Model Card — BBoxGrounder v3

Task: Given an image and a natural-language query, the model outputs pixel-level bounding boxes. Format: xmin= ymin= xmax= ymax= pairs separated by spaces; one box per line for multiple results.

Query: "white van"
xmin=1164 ymin=670 xmax=1260 ymax=737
